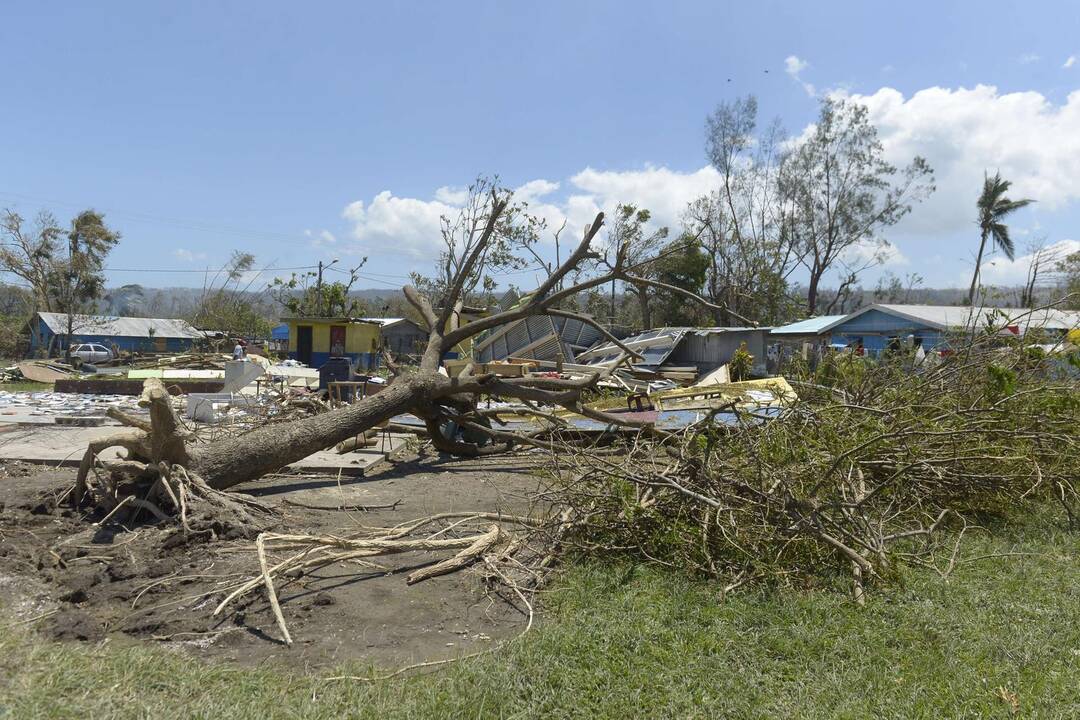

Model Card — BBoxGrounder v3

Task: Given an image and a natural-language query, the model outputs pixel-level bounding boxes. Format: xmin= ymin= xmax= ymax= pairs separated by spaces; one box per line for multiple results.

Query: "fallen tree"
xmin=71 ymin=185 xmax=737 ymax=520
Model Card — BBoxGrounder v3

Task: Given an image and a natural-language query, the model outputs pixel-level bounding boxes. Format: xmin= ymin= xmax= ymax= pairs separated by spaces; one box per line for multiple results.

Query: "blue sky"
xmin=2 ymin=1 xmax=1079 ymax=293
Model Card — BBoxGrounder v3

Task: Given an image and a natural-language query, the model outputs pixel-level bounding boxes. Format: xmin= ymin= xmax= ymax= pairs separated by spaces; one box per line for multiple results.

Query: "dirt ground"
xmin=0 ymin=452 xmax=551 ymax=671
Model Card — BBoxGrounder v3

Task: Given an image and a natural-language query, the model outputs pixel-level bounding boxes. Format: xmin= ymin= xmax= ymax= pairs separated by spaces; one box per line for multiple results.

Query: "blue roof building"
xmin=769 ymin=315 xmax=846 ymax=341
xmin=815 ymin=304 xmax=1080 ymax=355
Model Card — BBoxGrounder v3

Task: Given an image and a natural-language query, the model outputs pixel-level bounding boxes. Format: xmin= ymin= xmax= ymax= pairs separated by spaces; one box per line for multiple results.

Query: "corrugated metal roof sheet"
xmin=576 ymin=327 xmax=686 ymax=367
xmin=820 ymin=305 xmax=1080 ymax=334
xmin=358 ymin=317 xmax=406 ymax=326
xmin=770 ymin=315 xmax=846 ymax=335
xmin=279 ymin=317 xmax=381 ymax=324
xmin=576 ymin=327 xmax=764 ymax=368
xmin=36 ymin=312 xmax=203 ymax=339
xmin=473 ymin=314 xmax=606 ymax=363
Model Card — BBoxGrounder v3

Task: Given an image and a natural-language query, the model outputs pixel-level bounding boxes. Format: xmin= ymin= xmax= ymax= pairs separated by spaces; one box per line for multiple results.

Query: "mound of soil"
xmin=0 ymin=454 xmax=548 ymax=671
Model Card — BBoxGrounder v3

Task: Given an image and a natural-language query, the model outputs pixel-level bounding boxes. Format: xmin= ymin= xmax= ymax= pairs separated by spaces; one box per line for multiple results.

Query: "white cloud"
xmin=343 ymin=190 xmax=457 ymax=259
xmin=978 ymin=238 xmax=1080 ymax=285
xmin=339 ymin=82 xmax=1080 ymax=290
xmin=341 ymin=166 xmax=722 ymax=260
xmin=304 ymin=229 xmax=337 ymax=249
xmin=172 ymin=248 xmax=206 ymax=262
xmin=784 ymin=55 xmax=815 ymax=96
xmin=569 ymin=165 xmax=720 ymax=231
xmin=842 ymin=240 xmax=909 ymax=269
xmin=1064 ymin=55 xmax=1076 ymax=69
xmin=785 ymin=55 xmax=808 ymax=75
xmin=434 ymin=186 xmax=469 ymax=205
xmin=1018 ymin=52 xmax=1041 ymax=65
xmin=839 ymin=85 xmax=1080 ymax=236
xmin=514 ymin=179 xmax=560 ymax=203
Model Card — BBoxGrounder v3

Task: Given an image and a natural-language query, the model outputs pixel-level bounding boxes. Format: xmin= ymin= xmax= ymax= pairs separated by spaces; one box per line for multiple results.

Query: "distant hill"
xmin=94 ymin=285 xmax=410 ymax=322
xmin=7 ymin=282 xmax=1064 ymax=326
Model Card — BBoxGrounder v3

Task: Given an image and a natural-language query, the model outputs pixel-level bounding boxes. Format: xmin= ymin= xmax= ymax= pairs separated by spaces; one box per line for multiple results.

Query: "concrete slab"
xmin=283 ymin=433 xmax=410 ymax=474
xmin=0 ymin=407 xmax=126 ymax=427
xmin=163 ymin=369 xmax=224 ymax=380
xmin=230 ymin=470 xmax=396 ymax=508
xmin=0 ymin=426 xmax=124 ymax=465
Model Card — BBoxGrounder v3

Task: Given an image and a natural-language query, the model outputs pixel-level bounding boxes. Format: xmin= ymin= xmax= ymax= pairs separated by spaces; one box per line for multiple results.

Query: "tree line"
xmin=1 ymin=93 xmax=1076 ymax=358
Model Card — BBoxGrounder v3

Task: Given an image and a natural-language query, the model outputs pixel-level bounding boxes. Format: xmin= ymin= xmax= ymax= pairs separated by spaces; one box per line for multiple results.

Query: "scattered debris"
xmin=0 ymin=390 xmax=142 ymax=420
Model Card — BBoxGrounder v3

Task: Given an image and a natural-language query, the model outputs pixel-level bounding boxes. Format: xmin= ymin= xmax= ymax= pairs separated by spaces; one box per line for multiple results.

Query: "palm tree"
xmin=967 ymin=171 xmax=1034 ymax=304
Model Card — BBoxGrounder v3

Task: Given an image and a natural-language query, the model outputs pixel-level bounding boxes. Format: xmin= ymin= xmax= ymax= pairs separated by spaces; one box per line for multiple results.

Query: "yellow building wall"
xmin=346 ymin=323 xmax=380 ymax=354
xmin=314 ymin=323 xmax=331 ymax=352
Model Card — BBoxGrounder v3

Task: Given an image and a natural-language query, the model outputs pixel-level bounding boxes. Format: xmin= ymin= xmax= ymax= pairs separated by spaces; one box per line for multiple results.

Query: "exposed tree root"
xmin=69 ymin=377 xmax=275 ymax=539
xmin=216 ymin=513 xmax=553 ymax=647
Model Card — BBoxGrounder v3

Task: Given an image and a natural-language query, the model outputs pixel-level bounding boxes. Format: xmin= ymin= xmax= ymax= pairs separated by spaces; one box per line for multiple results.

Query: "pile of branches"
xmin=552 ymin=332 xmax=1079 ymax=601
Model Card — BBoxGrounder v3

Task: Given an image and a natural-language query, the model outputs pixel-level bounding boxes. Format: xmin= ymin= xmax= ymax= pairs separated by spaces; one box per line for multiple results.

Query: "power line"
xmin=355 ymin=273 xmax=406 ymax=288
xmin=103 ymin=264 xmax=318 ymax=274
xmin=325 ymin=265 xmax=411 ymax=280
xmin=322 ymin=265 xmax=409 ymax=288
xmin=349 ymin=269 xmax=414 ymax=280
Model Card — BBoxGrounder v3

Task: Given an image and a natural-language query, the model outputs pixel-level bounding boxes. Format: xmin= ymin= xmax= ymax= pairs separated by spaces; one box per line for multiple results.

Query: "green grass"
xmin=1 ymin=513 xmax=1077 ymax=719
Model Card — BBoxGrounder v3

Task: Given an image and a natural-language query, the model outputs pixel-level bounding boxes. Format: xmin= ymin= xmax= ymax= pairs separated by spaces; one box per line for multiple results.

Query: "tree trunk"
xmin=806 ymin=273 xmax=820 ymax=315
xmin=188 ymin=371 xmax=444 ymax=490
xmin=967 ymin=229 xmax=988 ymax=305
xmin=634 ymin=284 xmax=652 ymax=330
xmin=65 ymin=315 xmax=74 ymax=361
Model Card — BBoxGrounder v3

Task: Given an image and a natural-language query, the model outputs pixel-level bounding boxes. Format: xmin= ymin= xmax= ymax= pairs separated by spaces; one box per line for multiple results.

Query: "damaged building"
xmin=575 ymin=326 xmax=770 ymax=377
xmin=472 ymin=314 xmax=611 ymax=364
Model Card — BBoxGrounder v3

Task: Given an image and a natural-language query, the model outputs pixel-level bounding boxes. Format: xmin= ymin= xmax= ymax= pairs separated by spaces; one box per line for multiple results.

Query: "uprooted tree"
xmin=71 ymin=182 xmax=734 ymax=523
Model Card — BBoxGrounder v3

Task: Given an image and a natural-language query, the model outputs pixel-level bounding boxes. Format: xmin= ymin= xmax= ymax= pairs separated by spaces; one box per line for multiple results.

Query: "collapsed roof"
xmin=576 ymin=327 xmax=767 ymax=370
xmin=473 ymin=315 xmax=609 ymax=364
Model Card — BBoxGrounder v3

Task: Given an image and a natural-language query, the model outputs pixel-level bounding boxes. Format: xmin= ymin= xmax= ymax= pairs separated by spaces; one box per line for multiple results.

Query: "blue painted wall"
xmin=28 ymin=317 xmax=196 ymax=356
xmin=828 ymin=309 xmax=947 ymax=355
